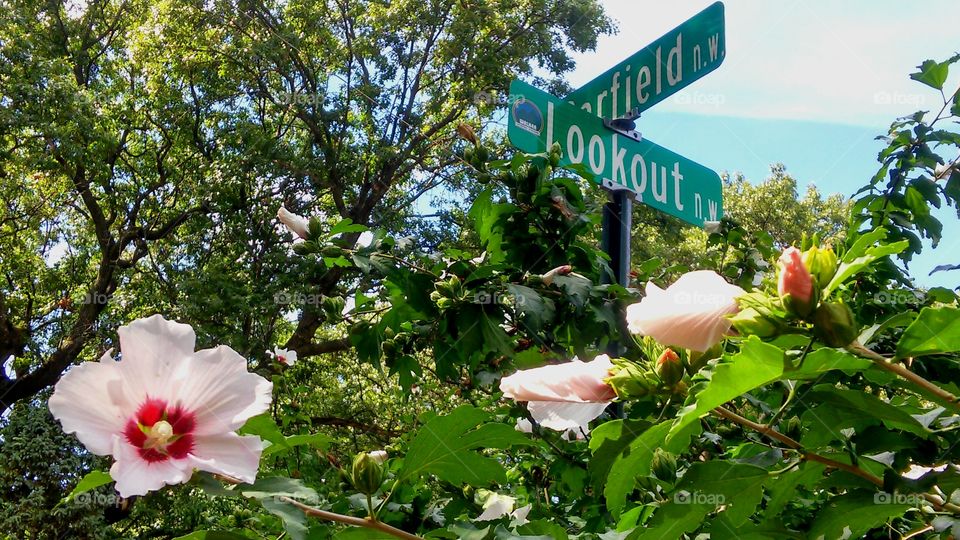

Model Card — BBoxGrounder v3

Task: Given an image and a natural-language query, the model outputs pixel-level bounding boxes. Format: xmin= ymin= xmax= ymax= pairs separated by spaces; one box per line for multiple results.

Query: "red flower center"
xmin=123 ymin=398 xmax=196 ymax=463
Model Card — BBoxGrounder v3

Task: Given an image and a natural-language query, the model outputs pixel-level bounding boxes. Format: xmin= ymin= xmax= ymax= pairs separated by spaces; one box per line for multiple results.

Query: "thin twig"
xmin=848 ymin=343 xmax=960 ymax=411
xmin=713 ymin=406 xmax=960 ymax=513
xmin=278 ymin=496 xmax=425 ymax=540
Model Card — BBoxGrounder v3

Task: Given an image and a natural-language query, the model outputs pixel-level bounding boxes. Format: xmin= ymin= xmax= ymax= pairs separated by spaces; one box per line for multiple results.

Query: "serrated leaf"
xmin=910 ymin=59 xmax=950 ymax=90
xmin=806 ymin=386 xmax=928 ymax=438
xmin=262 ymin=497 xmax=309 ymax=540
xmin=588 ymin=419 xmax=651 ymax=492
xmin=667 ymin=338 xmax=784 ymax=444
xmin=896 ymin=306 xmax=960 ymax=358
xmin=604 ymin=420 xmax=699 ymax=516
xmin=240 ymin=477 xmax=318 ymax=502
xmin=399 ymin=405 xmax=531 ymax=486
xmin=630 ymin=502 xmax=711 ymax=539
xmin=808 ymin=490 xmax=911 ymax=539
xmin=506 ymin=284 xmax=555 ymax=332
xmin=550 ymin=273 xmax=592 ymax=309
xmin=783 ymin=348 xmax=872 ymax=379
xmin=824 ymin=229 xmax=909 ymax=296
xmin=764 ymin=462 xmax=826 ymax=518
xmin=676 ymin=462 xmax=768 ymax=526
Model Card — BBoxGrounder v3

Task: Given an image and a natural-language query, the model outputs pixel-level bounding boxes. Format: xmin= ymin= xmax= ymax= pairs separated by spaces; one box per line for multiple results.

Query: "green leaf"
xmin=676 ymin=462 xmax=768 ymax=526
xmin=173 ymin=532 xmax=253 ymax=540
xmin=808 ymin=490 xmax=911 ymax=539
xmin=240 ymin=477 xmax=319 ymax=502
xmin=506 ymin=284 xmax=555 ymax=332
xmin=632 ymin=462 xmax=769 ymax=537
xmin=763 ymin=462 xmax=825 ymax=518
xmin=262 ymin=497 xmax=310 ymax=540
xmin=398 ymin=405 xmax=531 ymax=486
xmin=61 ymin=470 xmax=112 ymax=504
xmin=667 ymin=338 xmax=784 ymax=444
xmin=240 ymin=414 xmax=329 ymax=456
xmin=329 ymin=218 xmax=368 ymax=236
xmin=604 ymin=420 xmax=699 ymax=516
xmin=630 ymin=502 xmax=711 ymax=539
xmin=468 ymin=188 xmax=515 ymax=263
xmin=784 ymin=347 xmax=872 ymax=379
xmin=263 ymin=433 xmax=332 ymax=457
xmin=858 ymin=311 xmax=916 ymax=346
xmin=824 ymin=228 xmax=909 ymax=296
xmin=910 ymin=59 xmax=950 ymax=90
xmin=896 ymin=306 xmax=960 ymax=358
xmin=709 ymin=517 xmax=798 ymax=540
xmin=550 ymin=273 xmax=592 ymax=309
xmin=805 ymin=386 xmax=928 ymax=438
xmin=588 ymin=419 xmax=651 ymax=492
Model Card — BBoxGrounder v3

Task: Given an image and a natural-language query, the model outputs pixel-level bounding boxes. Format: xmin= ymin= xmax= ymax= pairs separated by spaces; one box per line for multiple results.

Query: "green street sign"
xmin=565 ymin=1 xmax=725 ymax=119
xmin=507 ymin=79 xmax=723 ymax=226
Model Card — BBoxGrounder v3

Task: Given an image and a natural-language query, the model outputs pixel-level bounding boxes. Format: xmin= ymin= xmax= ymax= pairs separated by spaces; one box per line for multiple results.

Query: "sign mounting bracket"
xmin=602 ymin=107 xmax=642 ymax=142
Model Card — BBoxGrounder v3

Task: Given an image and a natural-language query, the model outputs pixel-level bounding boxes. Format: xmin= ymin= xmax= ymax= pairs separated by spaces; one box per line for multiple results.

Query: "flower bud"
xmin=351 ymin=451 xmax=385 ymax=495
xmin=655 ymin=349 xmax=684 ymax=387
xmin=650 ymin=448 xmax=678 ymax=482
xmin=801 ymin=246 xmax=838 ymax=287
xmin=278 ymin=206 xmax=310 ymax=239
xmin=812 ymin=302 xmax=859 ymax=348
xmin=784 ymin=416 xmax=802 ymax=440
xmin=729 ymin=307 xmax=779 ymax=338
xmin=778 ymin=247 xmax=815 ymax=317
xmin=605 ymin=358 xmax=657 ymax=399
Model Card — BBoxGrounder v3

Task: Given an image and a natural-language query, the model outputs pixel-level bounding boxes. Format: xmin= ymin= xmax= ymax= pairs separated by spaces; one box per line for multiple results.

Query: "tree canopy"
xmin=3 ymin=2 xmax=960 ymax=539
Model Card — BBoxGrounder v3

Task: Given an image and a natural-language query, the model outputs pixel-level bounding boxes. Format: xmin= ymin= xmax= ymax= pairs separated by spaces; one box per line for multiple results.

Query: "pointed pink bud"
xmin=777 ymin=247 xmax=814 ymax=308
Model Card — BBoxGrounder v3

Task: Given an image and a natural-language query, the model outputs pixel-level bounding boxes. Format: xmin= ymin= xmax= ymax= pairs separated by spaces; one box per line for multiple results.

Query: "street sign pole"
xmin=601 ymin=188 xmax=632 ymax=289
xmin=601 ymin=187 xmax=632 ymax=419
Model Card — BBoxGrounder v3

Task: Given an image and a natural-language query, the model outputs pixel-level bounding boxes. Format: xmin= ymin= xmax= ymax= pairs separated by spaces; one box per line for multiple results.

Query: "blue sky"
xmin=564 ymin=0 xmax=960 ymax=288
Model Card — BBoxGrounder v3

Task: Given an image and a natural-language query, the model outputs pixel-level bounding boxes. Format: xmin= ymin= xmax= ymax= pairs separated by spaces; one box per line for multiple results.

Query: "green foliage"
xmin=398 ymin=405 xmax=530 ymax=486
xmin=896 ymin=306 xmax=960 ymax=358
xmin=2 ymin=0 xmax=960 ymax=537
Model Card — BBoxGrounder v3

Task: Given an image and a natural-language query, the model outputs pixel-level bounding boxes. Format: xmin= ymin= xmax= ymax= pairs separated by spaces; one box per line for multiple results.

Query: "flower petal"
xmin=116 ymin=315 xmax=196 ymax=402
xmin=499 ymin=355 xmax=615 ymax=402
xmin=189 ymin=432 xmax=264 ymax=484
xmin=278 ymin=206 xmax=310 ymax=239
xmin=169 ymin=345 xmax=272 ymax=435
xmin=626 ymin=270 xmax=744 ymax=352
xmin=110 ymin=436 xmax=193 ymax=498
xmin=49 ymin=351 xmax=130 ymax=455
xmin=525 ymin=401 xmax=609 ymax=434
